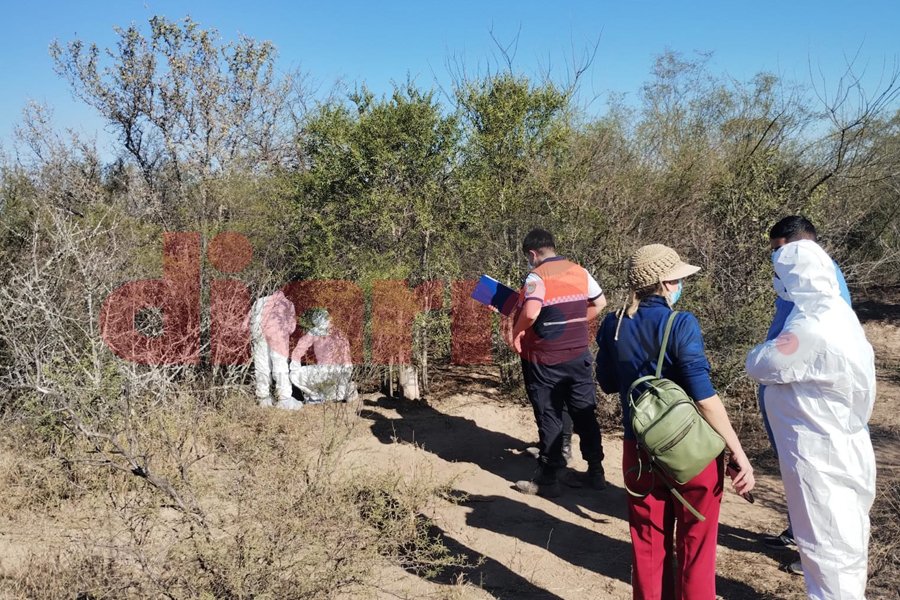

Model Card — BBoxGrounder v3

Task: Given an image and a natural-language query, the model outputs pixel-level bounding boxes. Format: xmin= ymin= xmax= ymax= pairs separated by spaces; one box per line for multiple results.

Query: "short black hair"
xmin=522 ymin=228 xmax=556 ymax=254
xmin=769 ymin=216 xmax=817 ymax=242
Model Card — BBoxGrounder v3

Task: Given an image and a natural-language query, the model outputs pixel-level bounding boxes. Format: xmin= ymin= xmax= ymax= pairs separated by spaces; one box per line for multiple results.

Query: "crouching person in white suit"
xmin=246 ymin=290 xmax=302 ymax=410
xmin=290 ymin=309 xmax=357 ymax=403
xmin=746 ymin=240 xmax=876 ymax=600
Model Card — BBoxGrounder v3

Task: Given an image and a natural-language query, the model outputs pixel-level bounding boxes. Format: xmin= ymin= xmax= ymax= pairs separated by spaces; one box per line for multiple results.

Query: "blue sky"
xmin=1 ymin=0 xmax=898 ymax=155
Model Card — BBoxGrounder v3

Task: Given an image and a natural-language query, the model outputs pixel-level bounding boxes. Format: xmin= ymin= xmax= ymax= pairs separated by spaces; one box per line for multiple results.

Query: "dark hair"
xmin=769 ymin=216 xmax=817 ymax=242
xmin=522 ymin=228 xmax=556 ymax=254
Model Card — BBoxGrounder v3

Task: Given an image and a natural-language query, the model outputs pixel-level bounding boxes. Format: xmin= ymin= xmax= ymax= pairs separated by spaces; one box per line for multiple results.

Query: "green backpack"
xmin=624 ymin=311 xmax=726 ymax=521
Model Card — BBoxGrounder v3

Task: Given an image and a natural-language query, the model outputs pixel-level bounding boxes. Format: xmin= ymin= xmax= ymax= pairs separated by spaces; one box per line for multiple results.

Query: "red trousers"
xmin=623 ymin=440 xmax=724 ymax=600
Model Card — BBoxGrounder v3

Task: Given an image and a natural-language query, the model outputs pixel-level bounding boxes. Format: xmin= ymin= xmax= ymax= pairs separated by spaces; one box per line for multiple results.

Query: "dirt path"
xmin=352 ymin=393 xmax=800 ymax=599
xmin=349 ymin=311 xmax=900 ymax=600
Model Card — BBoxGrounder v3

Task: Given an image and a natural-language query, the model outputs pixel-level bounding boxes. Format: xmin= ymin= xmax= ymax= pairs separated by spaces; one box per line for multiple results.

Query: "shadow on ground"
xmin=461 ymin=492 xmax=632 ymax=584
xmin=424 ymin=519 xmax=567 ymax=600
xmin=360 ymin=395 xmax=549 ymax=484
xmin=360 ymin=394 xmax=770 ymax=599
xmin=855 ymin=297 xmax=900 ymax=325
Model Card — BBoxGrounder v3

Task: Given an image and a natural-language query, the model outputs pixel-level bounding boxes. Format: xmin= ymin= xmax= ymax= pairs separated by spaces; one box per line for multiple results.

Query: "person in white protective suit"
xmin=289 ymin=309 xmax=357 ymax=403
xmin=746 ymin=239 xmax=876 ymax=600
xmin=246 ymin=290 xmax=302 ymax=410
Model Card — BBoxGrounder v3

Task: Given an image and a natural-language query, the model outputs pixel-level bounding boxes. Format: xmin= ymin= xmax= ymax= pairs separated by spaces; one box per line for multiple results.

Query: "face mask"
xmin=310 ymin=314 xmax=331 ymax=336
xmin=668 ymin=280 xmax=683 ymax=306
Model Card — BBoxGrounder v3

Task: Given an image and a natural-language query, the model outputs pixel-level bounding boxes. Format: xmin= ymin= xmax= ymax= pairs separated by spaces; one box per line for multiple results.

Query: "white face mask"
xmin=668 ymin=280 xmax=683 ymax=306
xmin=310 ymin=313 xmax=331 ymax=336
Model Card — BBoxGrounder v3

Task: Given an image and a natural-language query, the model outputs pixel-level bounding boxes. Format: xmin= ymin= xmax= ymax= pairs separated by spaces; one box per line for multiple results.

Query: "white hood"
xmin=309 ymin=310 xmax=331 ymax=336
xmin=771 ymin=240 xmax=840 ymax=307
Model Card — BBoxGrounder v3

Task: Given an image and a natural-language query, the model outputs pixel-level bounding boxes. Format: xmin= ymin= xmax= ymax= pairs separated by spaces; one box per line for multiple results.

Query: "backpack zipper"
xmin=635 ymin=396 xmax=694 ymax=440
xmin=656 ymin=420 xmax=694 ymax=453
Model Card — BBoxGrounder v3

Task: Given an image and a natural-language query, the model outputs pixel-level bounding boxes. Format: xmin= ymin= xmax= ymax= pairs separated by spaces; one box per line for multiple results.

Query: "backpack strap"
xmin=650 ymin=463 xmax=707 ymax=521
xmin=626 ymin=375 xmax=658 ymax=401
xmin=623 ymin=455 xmax=653 ymax=498
xmin=655 ymin=311 xmax=679 ymax=378
xmin=623 ymin=458 xmax=707 ymax=522
xmin=626 ymin=311 xmax=679 ymax=400
xmin=670 ymin=487 xmax=706 ymax=521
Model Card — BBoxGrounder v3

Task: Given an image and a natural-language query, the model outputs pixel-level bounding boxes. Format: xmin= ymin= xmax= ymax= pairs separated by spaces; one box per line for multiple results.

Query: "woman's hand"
xmin=726 ymin=452 xmax=755 ymax=496
xmin=696 ymin=394 xmax=756 ymax=497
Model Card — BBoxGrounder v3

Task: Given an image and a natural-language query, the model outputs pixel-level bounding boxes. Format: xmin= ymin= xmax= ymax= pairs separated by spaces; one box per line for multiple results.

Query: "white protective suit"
xmin=248 ymin=291 xmax=297 ymax=406
xmin=746 ymin=240 xmax=876 ymax=600
xmin=289 ymin=312 xmax=356 ymax=403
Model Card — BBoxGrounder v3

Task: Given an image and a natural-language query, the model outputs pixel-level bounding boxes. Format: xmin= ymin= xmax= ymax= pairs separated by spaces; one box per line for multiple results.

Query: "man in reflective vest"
xmin=511 ymin=228 xmax=607 ymax=497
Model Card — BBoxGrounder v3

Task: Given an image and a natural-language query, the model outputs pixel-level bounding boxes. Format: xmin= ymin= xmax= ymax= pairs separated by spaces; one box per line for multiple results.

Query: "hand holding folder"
xmin=471 ymin=275 xmax=519 ymax=316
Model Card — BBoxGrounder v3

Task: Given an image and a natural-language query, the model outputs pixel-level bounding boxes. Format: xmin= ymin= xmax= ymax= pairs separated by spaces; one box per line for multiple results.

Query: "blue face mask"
xmin=669 ymin=280 xmax=683 ymax=305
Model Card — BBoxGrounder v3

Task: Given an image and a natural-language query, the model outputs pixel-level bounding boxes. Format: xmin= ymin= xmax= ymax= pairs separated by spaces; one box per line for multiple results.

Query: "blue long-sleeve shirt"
xmin=595 ymin=295 xmax=716 ymax=440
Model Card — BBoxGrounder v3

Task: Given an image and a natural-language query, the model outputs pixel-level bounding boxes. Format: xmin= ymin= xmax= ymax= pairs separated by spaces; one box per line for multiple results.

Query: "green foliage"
xmin=49 ymin=15 xmax=302 ymax=232
xmin=455 ymin=74 xmax=572 ymax=282
xmin=10 ymin=33 xmax=900 ymax=401
xmin=295 ymin=84 xmax=459 ymax=283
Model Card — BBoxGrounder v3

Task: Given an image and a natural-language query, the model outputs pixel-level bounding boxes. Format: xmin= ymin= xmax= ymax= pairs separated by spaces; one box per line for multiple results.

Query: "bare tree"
xmin=50 ymin=16 xmax=308 ymax=228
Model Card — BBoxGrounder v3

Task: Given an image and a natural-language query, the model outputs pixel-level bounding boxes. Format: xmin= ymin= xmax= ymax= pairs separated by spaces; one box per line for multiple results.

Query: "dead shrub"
xmin=0 ymin=393 xmax=466 ymax=599
xmin=869 ymin=471 xmax=900 ymax=598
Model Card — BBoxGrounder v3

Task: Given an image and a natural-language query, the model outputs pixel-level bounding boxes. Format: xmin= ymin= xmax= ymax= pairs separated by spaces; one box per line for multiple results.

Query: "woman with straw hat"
xmin=595 ymin=244 xmax=755 ymax=600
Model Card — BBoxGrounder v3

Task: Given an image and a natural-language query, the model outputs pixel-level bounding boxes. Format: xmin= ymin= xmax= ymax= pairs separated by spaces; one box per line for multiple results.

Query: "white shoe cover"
xmin=275 ymin=398 xmax=303 ymax=411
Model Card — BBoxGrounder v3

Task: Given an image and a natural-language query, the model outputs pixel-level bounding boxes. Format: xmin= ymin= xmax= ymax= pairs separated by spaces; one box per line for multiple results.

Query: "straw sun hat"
xmin=626 ymin=244 xmax=700 ymax=291
xmin=616 ymin=244 xmax=701 ymax=327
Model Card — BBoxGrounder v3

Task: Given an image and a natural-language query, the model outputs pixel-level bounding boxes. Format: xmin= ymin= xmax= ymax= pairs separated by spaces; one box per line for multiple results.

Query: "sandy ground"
xmin=352 ymin=389 xmax=799 ymax=599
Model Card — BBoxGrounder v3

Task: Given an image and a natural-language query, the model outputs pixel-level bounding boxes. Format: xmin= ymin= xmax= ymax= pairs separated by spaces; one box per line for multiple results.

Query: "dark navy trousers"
xmin=521 ymin=349 xmax=604 ymax=472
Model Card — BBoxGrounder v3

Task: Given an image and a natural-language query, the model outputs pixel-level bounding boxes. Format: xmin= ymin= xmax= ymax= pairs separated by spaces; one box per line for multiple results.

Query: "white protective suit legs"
xmin=252 ymin=337 xmax=292 ymax=403
xmin=249 ymin=292 xmax=296 ymax=406
xmin=746 ymin=240 xmax=876 ymax=600
xmin=782 ymin=426 xmax=874 ymax=598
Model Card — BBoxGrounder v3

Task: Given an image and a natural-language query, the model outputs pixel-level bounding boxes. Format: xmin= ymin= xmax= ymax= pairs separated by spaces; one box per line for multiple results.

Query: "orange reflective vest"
xmin=521 ymin=258 xmax=591 ymax=358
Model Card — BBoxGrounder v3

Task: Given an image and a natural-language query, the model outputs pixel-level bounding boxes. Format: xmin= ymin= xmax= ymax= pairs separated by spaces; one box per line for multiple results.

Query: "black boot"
xmin=586 ymin=462 xmax=606 ymax=490
xmin=514 ymin=466 xmax=561 ymax=498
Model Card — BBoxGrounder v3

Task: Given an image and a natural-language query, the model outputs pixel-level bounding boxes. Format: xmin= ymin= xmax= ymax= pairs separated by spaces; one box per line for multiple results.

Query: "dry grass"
xmin=869 ymin=478 xmax=900 ymax=599
xmin=0 ymin=393 xmax=467 ymax=599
